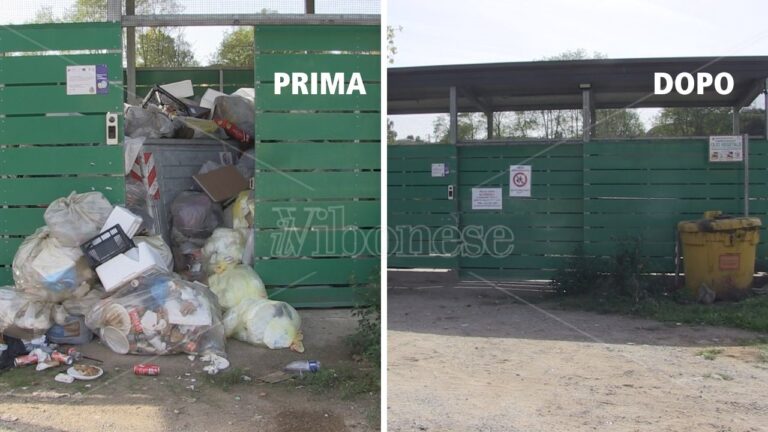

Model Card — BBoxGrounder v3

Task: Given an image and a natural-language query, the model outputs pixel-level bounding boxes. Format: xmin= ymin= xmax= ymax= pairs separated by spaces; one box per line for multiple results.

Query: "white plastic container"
xmin=102 ymin=206 xmax=143 ymax=239
xmin=95 ymin=242 xmax=165 ymax=292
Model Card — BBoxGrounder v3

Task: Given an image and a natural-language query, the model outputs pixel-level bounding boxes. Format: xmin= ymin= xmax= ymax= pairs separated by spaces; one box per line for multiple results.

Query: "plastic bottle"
xmin=284 ymin=360 xmax=321 ymax=375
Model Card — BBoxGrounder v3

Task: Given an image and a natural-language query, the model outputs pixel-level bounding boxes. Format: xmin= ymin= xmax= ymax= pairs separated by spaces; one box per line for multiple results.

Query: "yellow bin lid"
xmin=678 ymin=211 xmax=762 ymax=232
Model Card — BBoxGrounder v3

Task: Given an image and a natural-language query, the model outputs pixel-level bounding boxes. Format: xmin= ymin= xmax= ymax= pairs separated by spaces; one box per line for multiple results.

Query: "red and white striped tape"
xmin=142 ymin=152 xmax=160 ymax=200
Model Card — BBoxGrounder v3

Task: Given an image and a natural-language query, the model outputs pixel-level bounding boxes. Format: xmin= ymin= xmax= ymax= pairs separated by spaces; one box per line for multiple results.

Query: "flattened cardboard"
xmin=193 ymin=165 xmax=249 ymax=202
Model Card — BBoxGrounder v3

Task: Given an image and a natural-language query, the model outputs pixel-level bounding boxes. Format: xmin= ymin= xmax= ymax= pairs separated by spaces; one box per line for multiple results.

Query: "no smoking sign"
xmin=509 ymin=165 xmax=531 ymax=197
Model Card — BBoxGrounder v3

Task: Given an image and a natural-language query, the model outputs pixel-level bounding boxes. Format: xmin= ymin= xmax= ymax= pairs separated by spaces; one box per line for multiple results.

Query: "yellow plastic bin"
xmin=678 ymin=211 xmax=762 ymax=296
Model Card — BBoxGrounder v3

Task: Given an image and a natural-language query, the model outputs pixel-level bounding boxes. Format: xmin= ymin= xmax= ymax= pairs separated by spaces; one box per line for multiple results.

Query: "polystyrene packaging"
xmin=223 ymin=298 xmax=304 ymax=352
xmin=207 ymin=265 xmax=266 ymax=310
xmin=202 ymin=228 xmax=245 ymax=273
xmin=44 ymin=191 xmax=113 ymax=247
xmin=171 ymin=191 xmax=223 ymax=239
xmin=134 ymin=236 xmax=174 ymax=271
xmin=12 ymin=227 xmax=94 ymax=303
xmin=85 ymin=273 xmax=226 ymax=357
xmin=0 ymin=287 xmax=54 ymax=337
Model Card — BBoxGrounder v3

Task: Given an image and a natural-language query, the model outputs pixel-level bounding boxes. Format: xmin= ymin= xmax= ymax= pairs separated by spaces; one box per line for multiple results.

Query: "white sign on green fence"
xmin=509 ymin=165 xmax=532 ymax=197
xmin=709 ymin=135 xmax=743 ymax=162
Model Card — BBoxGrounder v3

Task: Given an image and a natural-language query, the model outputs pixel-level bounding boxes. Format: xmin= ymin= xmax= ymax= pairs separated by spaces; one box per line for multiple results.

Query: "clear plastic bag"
xmin=125 ymin=104 xmax=175 ymax=139
xmin=12 ymin=227 xmax=94 ymax=303
xmin=125 ymin=177 xmax=157 ymax=236
xmin=207 ymin=264 xmax=266 ymax=310
xmin=44 ymin=191 xmax=114 ymax=247
xmin=235 ymin=149 xmax=255 ymax=180
xmin=223 ymin=298 xmax=304 ymax=352
xmin=0 ymin=287 xmax=54 ymax=338
xmin=213 ymin=95 xmax=254 ymax=139
xmin=171 ymin=191 xmax=222 ymax=239
xmin=85 ymin=272 xmax=226 ymax=357
xmin=202 ymin=228 xmax=245 ymax=274
xmin=231 ymin=191 xmax=254 ymax=230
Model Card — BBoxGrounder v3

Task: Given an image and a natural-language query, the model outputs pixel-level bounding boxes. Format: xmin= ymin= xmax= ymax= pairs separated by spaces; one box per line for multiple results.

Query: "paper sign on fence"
xmin=509 ymin=165 xmax=532 ymax=197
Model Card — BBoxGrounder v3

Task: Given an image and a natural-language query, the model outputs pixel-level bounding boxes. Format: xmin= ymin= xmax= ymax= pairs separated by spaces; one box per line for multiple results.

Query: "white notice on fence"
xmin=509 ymin=165 xmax=532 ymax=197
xmin=709 ymin=136 xmax=743 ymax=162
xmin=472 ymin=188 xmax=502 ymax=210
xmin=431 ymin=163 xmax=446 ymax=177
xmin=66 ymin=65 xmax=97 ymax=95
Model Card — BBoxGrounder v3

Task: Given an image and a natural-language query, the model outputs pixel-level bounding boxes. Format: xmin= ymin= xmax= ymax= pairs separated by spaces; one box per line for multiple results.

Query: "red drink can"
xmin=14 ymin=354 xmax=39 ymax=367
xmin=66 ymin=348 xmax=83 ymax=361
xmin=128 ymin=308 xmax=144 ymax=333
xmin=134 ymin=364 xmax=160 ymax=376
xmin=184 ymin=341 xmax=198 ymax=353
xmin=51 ymin=351 xmax=74 ymax=365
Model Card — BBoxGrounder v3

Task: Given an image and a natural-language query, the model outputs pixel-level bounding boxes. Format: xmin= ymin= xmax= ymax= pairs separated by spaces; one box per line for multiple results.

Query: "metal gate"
xmin=252 ymin=25 xmax=381 ymax=307
xmin=388 ymin=144 xmax=459 ymax=270
xmin=0 ymin=22 xmax=125 ymax=285
xmin=388 ymin=139 xmax=768 ymax=280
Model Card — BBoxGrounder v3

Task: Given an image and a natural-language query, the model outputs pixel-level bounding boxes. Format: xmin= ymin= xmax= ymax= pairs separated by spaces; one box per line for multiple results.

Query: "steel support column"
xmin=125 ymin=0 xmax=137 ymax=104
xmin=582 ymin=87 xmax=592 ymax=142
xmin=486 ymin=112 xmax=493 ymax=140
xmin=732 ymin=108 xmax=741 ymax=134
xmin=449 ymin=86 xmax=458 ymax=145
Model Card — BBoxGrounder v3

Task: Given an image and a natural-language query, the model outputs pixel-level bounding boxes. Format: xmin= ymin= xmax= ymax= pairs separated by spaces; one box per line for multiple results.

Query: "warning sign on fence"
xmin=509 ymin=165 xmax=531 ymax=197
xmin=709 ymin=136 xmax=743 ymax=162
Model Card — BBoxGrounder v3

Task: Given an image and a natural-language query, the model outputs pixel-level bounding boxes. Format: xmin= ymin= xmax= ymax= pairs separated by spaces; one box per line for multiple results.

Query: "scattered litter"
xmin=133 ymin=363 xmax=160 ymax=376
xmin=258 ymin=370 xmax=291 ymax=383
xmin=67 ymin=364 xmax=104 ymax=380
xmin=285 ymin=360 xmax=321 ymax=376
xmin=55 ymin=373 xmax=75 ymax=384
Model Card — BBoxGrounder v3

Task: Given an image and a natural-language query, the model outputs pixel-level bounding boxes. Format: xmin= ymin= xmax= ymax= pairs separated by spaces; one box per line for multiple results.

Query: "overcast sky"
xmin=389 ymin=0 xmax=768 ymax=140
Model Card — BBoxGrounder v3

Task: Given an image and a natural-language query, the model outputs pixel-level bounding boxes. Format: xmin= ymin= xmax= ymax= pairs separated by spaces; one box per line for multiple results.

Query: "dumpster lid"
xmin=678 ymin=212 xmax=762 ymax=232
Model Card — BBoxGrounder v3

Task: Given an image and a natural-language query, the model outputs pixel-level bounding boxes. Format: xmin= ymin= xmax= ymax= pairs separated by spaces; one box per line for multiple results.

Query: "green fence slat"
xmin=0 ymin=238 xmax=24 ymax=265
xmin=255 ymin=142 xmax=380 ymax=169
xmin=256 ymin=83 xmax=380 ymax=111
xmin=0 ymin=146 xmax=123 ymax=175
xmin=255 ymin=25 xmax=380 ymax=52
xmin=265 ymin=286 xmax=368 ymax=308
xmin=254 ymin=228 xmax=379 ymax=258
xmin=0 ymin=208 xmax=46 ymax=235
xmin=0 ymin=22 xmax=121 ymax=53
xmin=254 ymin=171 xmax=379 ymax=200
xmin=0 ymin=268 xmax=12 ymax=286
xmin=0 ymin=85 xmax=121 ymax=115
xmin=254 ymin=200 xmax=380 ymax=229
xmin=0 ymin=55 xmax=122 ymax=85
xmin=253 ymin=257 xmax=379 ymax=286
xmin=255 ymin=113 xmax=379 ymax=141
xmin=255 ymin=54 xmax=380 ymax=81
xmin=0 ymin=115 xmax=119 ymax=145
xmin=0 ymin=177 xmax=125 ymax=206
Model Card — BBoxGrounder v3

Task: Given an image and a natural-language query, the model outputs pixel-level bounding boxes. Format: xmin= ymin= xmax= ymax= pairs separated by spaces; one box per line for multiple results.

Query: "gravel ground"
xmin=388 ymin=280 xmax=768 ymax=432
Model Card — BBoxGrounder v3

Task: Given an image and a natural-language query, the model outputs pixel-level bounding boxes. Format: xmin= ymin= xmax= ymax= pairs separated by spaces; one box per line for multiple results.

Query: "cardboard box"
xmin=193 ymin=165 xmax=249 ymax=203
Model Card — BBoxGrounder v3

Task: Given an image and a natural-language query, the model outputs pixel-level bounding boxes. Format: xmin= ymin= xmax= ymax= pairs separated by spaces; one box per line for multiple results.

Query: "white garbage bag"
xmin=171 ymin=191 xmax=222 ymax=239
xmin=44 ymin=191 xmax=113 ymax=247
xmin=223 ymin=298 xmax=304 ymax=352
xmin=207 ymin=264 xmax=266 ymax=309
xmin=0 ymin=287 xmax=54 ymax=337
xmin=12 ymin=227 xmax=94 ymax=303
xmin=202 ymin=228 xmax=245 ymax=273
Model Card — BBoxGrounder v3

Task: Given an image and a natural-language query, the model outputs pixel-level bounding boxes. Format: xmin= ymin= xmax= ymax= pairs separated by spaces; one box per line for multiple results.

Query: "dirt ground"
xmin=388 ymin=278 xmax=768 ymax=432
xmin=0 ymin=309 xmax=379 ymax=432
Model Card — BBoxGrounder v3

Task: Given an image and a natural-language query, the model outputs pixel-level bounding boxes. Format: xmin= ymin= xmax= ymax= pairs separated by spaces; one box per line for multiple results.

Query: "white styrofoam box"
xmin=200 ymin=88 xmax=226 ymax=109
xmin=160 ymin=80 xmax=194 ymax=98
xmin=96 ymin=242 xmax=166 ymax=292
xmin=102 ymin=206 xmax=143 ymax=238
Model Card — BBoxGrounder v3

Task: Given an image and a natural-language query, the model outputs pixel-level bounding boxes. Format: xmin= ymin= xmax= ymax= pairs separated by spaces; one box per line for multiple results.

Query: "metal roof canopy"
xmin=388 ymin=57 xmax=768 ymax=115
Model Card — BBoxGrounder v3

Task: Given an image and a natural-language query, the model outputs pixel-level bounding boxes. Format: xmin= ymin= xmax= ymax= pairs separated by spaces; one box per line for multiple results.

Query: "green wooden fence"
xmin=0 ymin=22 xmax=125 ymax=285
xmin=388 ymin=139 xmax=768 ymax=279
xmin=253 ymin=25 xmax=381 ymax=307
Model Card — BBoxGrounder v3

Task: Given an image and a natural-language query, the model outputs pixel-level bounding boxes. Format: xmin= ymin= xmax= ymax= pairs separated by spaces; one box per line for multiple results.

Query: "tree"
xmin=211 ymin=28 xmax=254 ymax=67
xmin=387 ymin=26 xmax=402 ymax=65
xmin=31 ymin=0 xmax=197 ymax=68
xmin=137 ymin=28 xmax=198 ymax=67
xmin=432 ymin=113 xmax=487 ymax=142
xmin=387 ymin=119 xmax=398 ymax=144
xmin=595 ymin=109 xmax=646 ymax=137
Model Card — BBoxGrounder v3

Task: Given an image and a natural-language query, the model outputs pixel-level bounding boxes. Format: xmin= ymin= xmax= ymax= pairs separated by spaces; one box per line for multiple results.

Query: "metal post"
xmin=305 ymin=0 xmax=315 ymax=14
xmin=582 ymin=88 xmax=592 ymax=142
xmin=449 ymin=86 xmax=458 ymax=145
xmin=106 ymin=0 xmax=121 ymax=22
xmin=744 ymin=134 xmax=750 ymax=216
xmin=732 ymin=108 xmax=740 ymax=134
xmin=125 ymin=0 xmax=137 ymax=104
xmin=219 ymin=68 xmax=225 ymax=92
xmin=486 ymin=111 xmax=493 ymax=140
xmin=764 ymin=80 xmax=768 ymax=138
